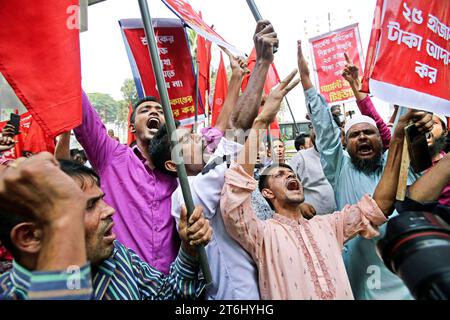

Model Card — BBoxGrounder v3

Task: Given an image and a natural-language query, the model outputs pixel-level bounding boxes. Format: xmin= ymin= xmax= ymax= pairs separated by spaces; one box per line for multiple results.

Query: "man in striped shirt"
xmin=0 ymin=156 xmax=211 ymax=300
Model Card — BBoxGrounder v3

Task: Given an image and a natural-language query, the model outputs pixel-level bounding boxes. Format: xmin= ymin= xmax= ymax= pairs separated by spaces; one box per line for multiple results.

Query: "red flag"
xmin=127 ymin=102 xmax=136 ymax=146
xmin=242 ymin=48 xmax=281 ymax=137
xmin=196 ymin=12 xmax=212 ymax=110
xmin=22 ymin=118 xmax=55 ymax=154
xmin=0 ymin=0 xmax=82 ymax=138
xmin=241 ymin=48 xmax=281 ymax=95
xmin=211 ymin=53 xmax=228 ymax=127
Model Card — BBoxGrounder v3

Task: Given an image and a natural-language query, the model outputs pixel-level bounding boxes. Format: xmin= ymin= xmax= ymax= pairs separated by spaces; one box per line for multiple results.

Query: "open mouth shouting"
xmin=286 ymin=178 xmax=301 ymax=192
xmin=357 ymin=142 xmax=374 ymax=157
xmin=147 ymin=117 xmax=161 ymax=134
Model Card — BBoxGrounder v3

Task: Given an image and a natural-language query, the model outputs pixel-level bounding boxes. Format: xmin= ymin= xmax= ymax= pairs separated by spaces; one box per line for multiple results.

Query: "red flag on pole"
xmin=242 ymin=48 xmax=281 ymax=137
xmin=211 ymin=53 xmax=228 ymax=127
xmin=196 ymin=12 xmax=212 ymax=110
xmin=0 ymin=0 xmax=82 ymax=138
xmin=127 ymin=102 xmax=136 ymax=146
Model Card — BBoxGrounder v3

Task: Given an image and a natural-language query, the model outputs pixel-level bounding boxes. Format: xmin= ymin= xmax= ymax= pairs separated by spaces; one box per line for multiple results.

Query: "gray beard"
xmin=350 ymin=152 xmax=384 ymax=174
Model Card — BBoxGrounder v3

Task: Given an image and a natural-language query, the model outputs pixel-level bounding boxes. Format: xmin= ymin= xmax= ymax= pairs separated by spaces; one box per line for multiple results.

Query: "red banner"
xmin=362 ymin=0 xmax=449 ymax=115
xmin=0 ymin=0 xmax=82 ymax=138
xmin=309 ymin=24 xmax=365 ymax=104
xmin=161 ymin=0 xmax=242 ymax=55
xmin=120 ymin=18 xmax=204 ymax=125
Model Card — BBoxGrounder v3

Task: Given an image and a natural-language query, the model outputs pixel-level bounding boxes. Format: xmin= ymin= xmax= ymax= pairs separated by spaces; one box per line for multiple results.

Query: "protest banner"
xmin=309 ymin=24 xmax=365 ymax=104
xmin=362 ymin=0 xmax=449 ymax=115
xmin=119 ymin=18 xmax=204 ymax=125
xmin=161 ymin=0 xmax=242 ymax=56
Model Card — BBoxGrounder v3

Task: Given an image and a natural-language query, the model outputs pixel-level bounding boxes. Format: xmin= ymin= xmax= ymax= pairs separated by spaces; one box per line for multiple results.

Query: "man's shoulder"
xmin=0 ymin=270 xmax=13 ymax=295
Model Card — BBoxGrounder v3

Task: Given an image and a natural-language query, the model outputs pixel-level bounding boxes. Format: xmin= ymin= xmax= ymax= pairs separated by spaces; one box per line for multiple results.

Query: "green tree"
xmin=117 ymin=99 xmax=130 ymax=124
xmin=87 ymin=92 xmax=118 ymax=123
xmin=120 ymin=78 xmax=139 ymax=105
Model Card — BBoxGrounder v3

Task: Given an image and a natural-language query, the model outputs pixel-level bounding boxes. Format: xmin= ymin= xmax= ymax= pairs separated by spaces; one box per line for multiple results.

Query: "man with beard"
xmin=297 ymin=40 xmax=434 ymax=300
xmin=342 ymin=55 xmax=449 ymax=206
xmin=427 ymin=114 xmax=449 ymax=206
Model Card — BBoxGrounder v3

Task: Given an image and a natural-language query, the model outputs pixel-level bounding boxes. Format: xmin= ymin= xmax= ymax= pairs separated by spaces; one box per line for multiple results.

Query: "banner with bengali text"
xmin=309 ymin=24 xmax=365 ymax=104
xmin=119 ymin=18 xmax=204 ymax=125
xmin=362 ymin=0 xmax=449 ymax=116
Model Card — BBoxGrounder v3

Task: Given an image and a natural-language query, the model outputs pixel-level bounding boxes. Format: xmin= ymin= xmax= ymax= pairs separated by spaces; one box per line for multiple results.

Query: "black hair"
xmin=294 ymin=133 xmax=310 ymax=151
xmin=258 ymin=163 xmax=295 ymax=210
xmin=130 ymin=96 xmax=160 ymax=125
xmin=0 ymin=160 xmax=99 ymax=257
xmin=58 ymin=160 xmax=100 ymax=189
xmin=148 ymin=121 xmax=180 ymax=177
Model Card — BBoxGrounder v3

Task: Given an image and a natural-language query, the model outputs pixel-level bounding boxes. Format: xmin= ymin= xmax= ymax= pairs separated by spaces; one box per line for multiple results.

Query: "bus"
xmin=279 ymin=121 xmax=312 ymax=159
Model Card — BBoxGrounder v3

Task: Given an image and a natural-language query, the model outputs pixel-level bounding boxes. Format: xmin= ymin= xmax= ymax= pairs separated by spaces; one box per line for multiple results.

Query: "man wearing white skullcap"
xmin=344 ymin=115 xmax=377 ymax=136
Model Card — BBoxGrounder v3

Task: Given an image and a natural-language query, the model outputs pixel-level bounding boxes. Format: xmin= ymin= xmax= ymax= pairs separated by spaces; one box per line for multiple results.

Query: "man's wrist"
xmin=181 ymin=241 xmax=198 ymax=259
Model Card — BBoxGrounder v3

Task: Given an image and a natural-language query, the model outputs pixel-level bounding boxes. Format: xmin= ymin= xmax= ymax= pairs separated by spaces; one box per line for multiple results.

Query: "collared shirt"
xmin=0 ymin=241 xmax=204 ymax=300
xmin=171 ymin=138 xmax=260 ymax=300
xmin=305 ymin=87 xmax=414 ymax=300
xmin=289 ymin=147 xmax=337 ymax=215
xmin=0 ymin=262 xmax=92 ymax=300
xmin=220 ymin=163 xmax=387 ymax=300
xmin=74 ymin=92 xmax=179 ymax=274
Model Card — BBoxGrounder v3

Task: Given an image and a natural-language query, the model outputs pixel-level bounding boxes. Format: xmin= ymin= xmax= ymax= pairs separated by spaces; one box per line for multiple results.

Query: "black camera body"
xmin=377 ymin=197 xmax=450 ymax=300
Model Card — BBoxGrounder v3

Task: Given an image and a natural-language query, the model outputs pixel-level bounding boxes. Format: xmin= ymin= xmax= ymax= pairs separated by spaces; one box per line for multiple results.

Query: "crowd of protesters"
xmin=0 ymin=19 xmax=449 ymax=300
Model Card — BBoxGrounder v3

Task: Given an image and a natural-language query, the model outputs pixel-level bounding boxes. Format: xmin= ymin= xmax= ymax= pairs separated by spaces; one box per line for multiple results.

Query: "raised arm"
xmin=73 ymin=92 xmax=119 ymax=172
xmin=0 ymin=153 xmax=92 ymax=299
xmin=214 ymin=49 xmax=248 ymax=133
xmin=408 ymin=151 xmax=450 ymax=202
xmin=230 ymin=20 xmax=278 ymax=131
xmin=298 ymin=40 xmax=344 ymax=189
xmin=220 ymin=70 xmax=300 ymax=259
xmin=54 ymin=131 xmax=71 ymax=160
xmin=342 ymin=53 xmax=391 ymax=150
xmin=373 ymin=110 xmax=434 ymax=215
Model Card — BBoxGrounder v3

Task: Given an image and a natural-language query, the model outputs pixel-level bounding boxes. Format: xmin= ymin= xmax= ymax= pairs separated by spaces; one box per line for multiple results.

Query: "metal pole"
xmin=137 ymin=0 xmax=212 ymax=286
xmin=245 ymin=0 xmax=278 ymax=53
xmin=246 ymin=0 xmax=300 ymax=136
xmin=284 ymin=97 xmax=300 ymax=135
xmin=194 ymin=61 xmax=200 ymax=133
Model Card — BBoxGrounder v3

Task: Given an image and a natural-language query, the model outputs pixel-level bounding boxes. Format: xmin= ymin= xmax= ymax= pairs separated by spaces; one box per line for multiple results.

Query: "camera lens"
xmin=377 ymin=211 xmax=450 ymax=300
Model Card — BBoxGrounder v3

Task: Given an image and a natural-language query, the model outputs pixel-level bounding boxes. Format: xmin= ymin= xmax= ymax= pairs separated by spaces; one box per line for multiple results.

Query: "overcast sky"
xmin=80 ymin=0 xmax=391 ymax=121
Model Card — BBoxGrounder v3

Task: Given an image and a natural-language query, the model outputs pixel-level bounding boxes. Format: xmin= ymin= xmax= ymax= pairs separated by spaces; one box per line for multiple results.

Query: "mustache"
xmin=101 ymin=217 xmax=114 ymax=233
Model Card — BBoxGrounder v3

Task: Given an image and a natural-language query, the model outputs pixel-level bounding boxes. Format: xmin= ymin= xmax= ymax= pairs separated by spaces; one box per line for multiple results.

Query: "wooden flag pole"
xmin=137 ymin=0 xmax=212 ymax=285
xmin=396 ymin=135 xmax=411 ymax=201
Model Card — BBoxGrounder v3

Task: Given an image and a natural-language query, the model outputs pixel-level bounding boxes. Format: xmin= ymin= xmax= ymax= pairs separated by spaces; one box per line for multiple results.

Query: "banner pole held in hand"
xmin=137 ymin=0 xmax=212 ymax=286
xmin=245 ymin=0 xmax=278 ymax=54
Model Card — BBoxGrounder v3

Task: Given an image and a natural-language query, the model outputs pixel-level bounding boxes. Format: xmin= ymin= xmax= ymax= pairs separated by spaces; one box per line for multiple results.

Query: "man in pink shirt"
xmin=220 ymin=74 xmax=438 ymax=299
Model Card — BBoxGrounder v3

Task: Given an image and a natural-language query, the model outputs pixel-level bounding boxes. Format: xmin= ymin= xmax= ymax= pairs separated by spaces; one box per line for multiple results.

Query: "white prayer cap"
xmin=344 ymin=115 xmax=378 ymax=135
xmin=434 ymin=114 xmax=448 ymax=128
